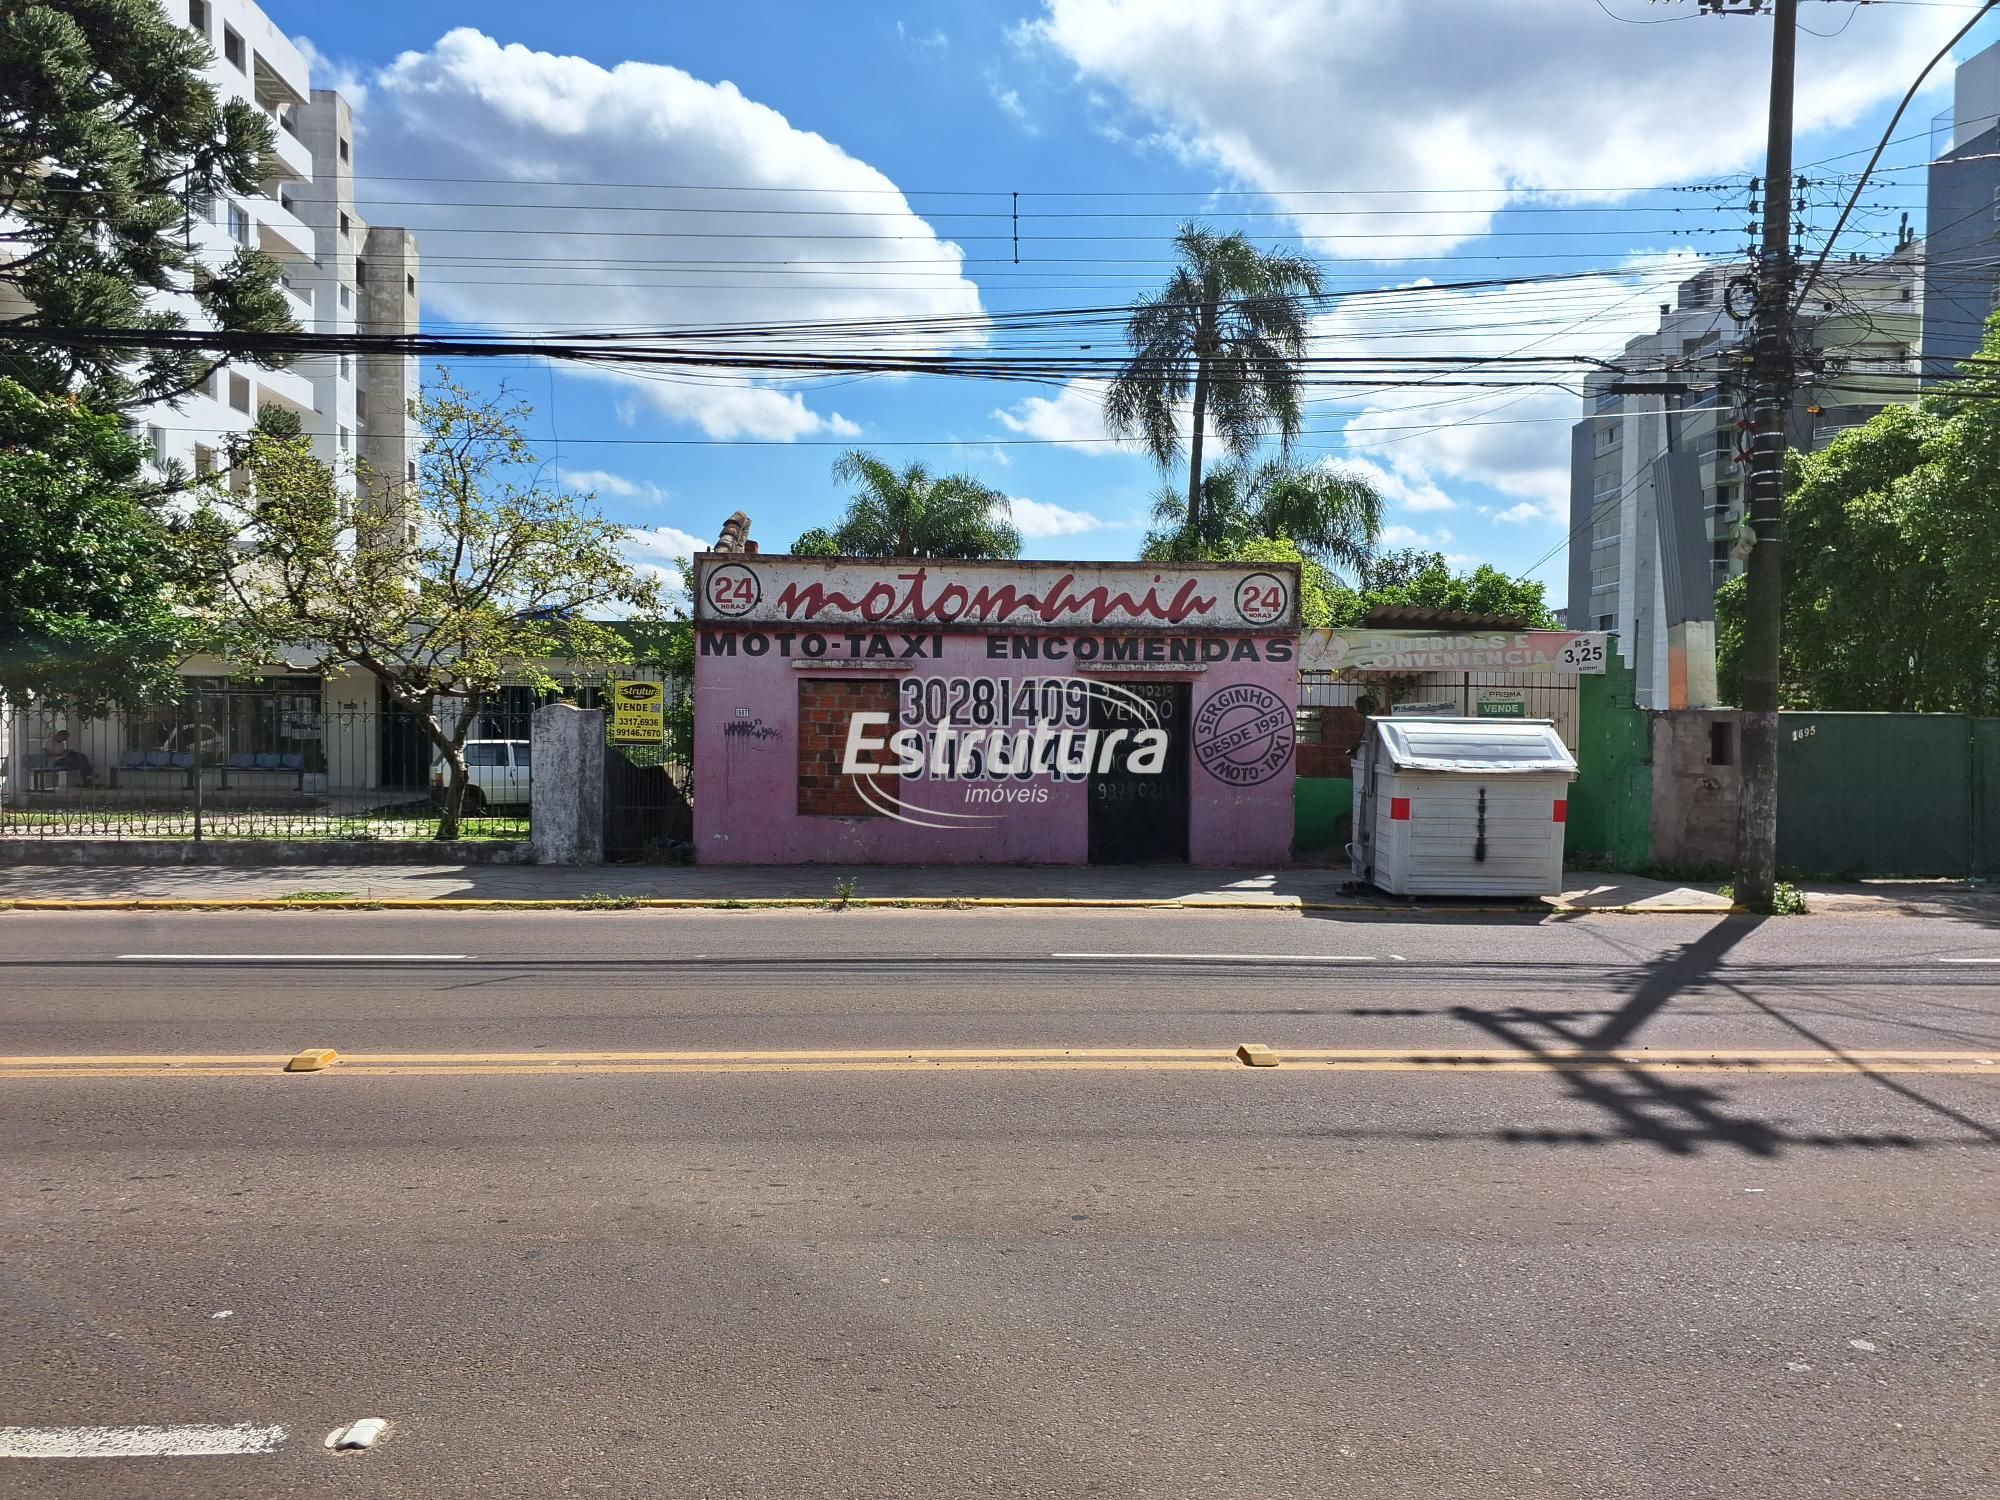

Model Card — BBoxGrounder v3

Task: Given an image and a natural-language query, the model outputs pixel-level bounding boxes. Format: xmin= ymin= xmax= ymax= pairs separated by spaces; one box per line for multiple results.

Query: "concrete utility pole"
xmin=1705 ymin=0 xmax=1798 ymax=912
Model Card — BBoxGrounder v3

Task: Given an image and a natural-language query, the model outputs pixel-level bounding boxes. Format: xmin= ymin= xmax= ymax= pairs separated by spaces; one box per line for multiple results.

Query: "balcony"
xmin=253 ymin=364 xmax=318 ymax=421
xmin=256 ymin=199 xmax=315 ymax=261
xmin=262 ymin=117 xmax=314 ymax=184
xmin=278 ymin=274 xmax=313 ymax=322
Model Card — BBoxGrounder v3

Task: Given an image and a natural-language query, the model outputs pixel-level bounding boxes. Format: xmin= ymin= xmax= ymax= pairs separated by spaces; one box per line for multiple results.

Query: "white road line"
xmin=1051 ymin=952 xmax=1377 ymax=963
xmin=0 ymin=1424 xmax=287 ymax=1459
xmin=116 ymin=954 xmax=469 ymax=962
xmin=1938 ymin=958 xmax=2000 ymax=964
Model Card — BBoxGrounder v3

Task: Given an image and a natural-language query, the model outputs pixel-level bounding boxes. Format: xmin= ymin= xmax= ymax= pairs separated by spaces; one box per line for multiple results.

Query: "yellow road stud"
xmin=1235 ymin=1043 xmax=1279 ymax=1068
xmin=284 ymin=1048 xmax=338 ymax=1073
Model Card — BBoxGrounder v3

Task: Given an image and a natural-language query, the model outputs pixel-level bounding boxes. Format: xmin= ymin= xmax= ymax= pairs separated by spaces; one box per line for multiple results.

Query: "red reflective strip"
xmin=1389 ymin=796 xmax=1411 ymax=821
xmin=1553 ymin=800 xmax=1568 ymax=823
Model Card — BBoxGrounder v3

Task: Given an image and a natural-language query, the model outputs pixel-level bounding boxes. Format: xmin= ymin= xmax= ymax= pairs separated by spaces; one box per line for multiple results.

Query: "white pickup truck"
xmin=432 ymin=739 xmax=531 ymax=811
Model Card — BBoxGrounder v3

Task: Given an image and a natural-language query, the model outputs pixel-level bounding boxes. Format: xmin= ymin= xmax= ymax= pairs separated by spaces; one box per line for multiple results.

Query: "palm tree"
xmin=1145 ymin=458 xmax=1382 ymax=579
xmin=1105 ymin=224 xmax=1324 ymax=539
xmin=828 ymin=450 xmax=1021 ymax=559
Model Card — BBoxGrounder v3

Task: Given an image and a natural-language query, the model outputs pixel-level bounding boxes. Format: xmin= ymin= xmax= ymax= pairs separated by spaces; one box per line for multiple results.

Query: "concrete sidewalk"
xmin=0 ymin=858 xmax=1986 ymax=915
xmin=0 ymin=859 xmax=1718 ymax=910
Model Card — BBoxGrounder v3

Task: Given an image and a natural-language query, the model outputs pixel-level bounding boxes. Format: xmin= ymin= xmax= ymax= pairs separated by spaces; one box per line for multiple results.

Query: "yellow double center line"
xmin=1 ymin=1048 xmax=1995 ymax=1079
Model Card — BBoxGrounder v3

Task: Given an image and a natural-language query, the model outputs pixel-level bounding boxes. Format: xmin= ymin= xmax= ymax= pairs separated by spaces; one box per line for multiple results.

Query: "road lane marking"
xmin=2 ymin=1048 xmax=1993 ymax=1079
xmin=1939 ymin=958 xmax=2000 ymax=964
xmin=0 ymin=1424 xmax=287 ymax=1459
xmin=115 ymin=954 xmax=469 ymax=962
xmin=1050 ymin=952 xmax=1377 ymax=962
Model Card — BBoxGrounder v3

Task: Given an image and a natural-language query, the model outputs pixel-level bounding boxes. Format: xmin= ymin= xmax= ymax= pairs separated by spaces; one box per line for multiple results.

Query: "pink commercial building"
xmin=691 ymin=555 xmax=1300 ymax=866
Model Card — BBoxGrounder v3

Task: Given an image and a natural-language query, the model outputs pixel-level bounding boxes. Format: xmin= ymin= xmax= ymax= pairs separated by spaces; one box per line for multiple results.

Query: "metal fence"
xmin=0 ymin=690 xmax=531 ymax=842
xmin=1298 ymin=670 xmax=1581 ymax=748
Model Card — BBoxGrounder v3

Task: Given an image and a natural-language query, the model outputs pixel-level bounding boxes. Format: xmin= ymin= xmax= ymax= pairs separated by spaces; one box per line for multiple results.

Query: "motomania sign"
xmin=695 ymin=556 xmax=1297 ymax=631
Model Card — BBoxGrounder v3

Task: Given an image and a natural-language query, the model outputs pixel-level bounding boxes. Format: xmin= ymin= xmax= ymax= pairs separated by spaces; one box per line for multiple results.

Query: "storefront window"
xmin=125 ymin=677 xmax=327 ymax=772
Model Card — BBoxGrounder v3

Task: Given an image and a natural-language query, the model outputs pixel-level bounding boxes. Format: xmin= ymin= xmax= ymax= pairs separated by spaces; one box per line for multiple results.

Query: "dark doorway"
xmin=1088 ymin=678 xmax=1190 ymax=864
xmin=604 ymin=743 xmax=692 ymax=859
xmin=377 ymin=694 xmax=430 ymax=790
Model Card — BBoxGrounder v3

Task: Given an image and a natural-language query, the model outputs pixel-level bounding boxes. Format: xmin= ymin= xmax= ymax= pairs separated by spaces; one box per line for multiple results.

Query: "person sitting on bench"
xmin=40 ymin=730 xmax=93 ymax=786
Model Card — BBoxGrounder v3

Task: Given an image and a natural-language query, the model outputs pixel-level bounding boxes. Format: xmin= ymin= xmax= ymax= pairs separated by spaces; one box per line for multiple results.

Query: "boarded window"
xmin=797 ymin=678 xmax=896 ymax=817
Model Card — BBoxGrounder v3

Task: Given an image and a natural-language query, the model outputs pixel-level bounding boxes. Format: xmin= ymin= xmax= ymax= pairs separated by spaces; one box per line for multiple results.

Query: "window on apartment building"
xmin=1712 ymin=538 xmax=1732 ymax=563
xmin=189 ymin=189 xmax=214 ymax=225
xmin=406 ymin=273 xmax=416 ymax=297
xmin=338 ymin=137 xmax=350 ymax=163
xmin=355 ymin=390 xmax=367 ymax=426
xmin=339 ymin=355 xmax=351 ymax=379
xmin=222 ymin=25 xmax=244 ymax=70
xmin=194 ymin=445 xmax=216 ymax=477
xmin=355 ymin=257 xmax=367 ymax=286
xmin=146 ymin=425 xmax=166 ymax=466
xmin=1596 ymin=424 xmax=1619 ymax=449
xmin=1590 ymin=563 xmax=1619 ymax=591
xmin=1714 ymin=483 xmax=1738 ymax=512
xmin=188 ymin=0 xmax=209 ymax=36
xmin=1591 ymin=511 xmax=1620 ymax=546
xmin=1595 ymin=613 xmax=1615 ymax=632
xmin=407 ymin=460 xmax=419 ymax=483
xmin=339 ymin=284 xmax=351 ymax=311
xmin=229 ymin=372 xmax=251 ymax=413
xmin=339 ymin=426 xmax=351 ymax=452
xmin=1714 ymin=427 xmax=1734 ymax=456
xmin=340 ymin=213 xmax=351 ymax=239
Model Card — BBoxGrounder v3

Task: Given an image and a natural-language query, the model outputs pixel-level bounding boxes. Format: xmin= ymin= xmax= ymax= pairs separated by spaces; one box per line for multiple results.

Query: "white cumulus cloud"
xmin=351 ymin=29 xmax=985 ymax=441
xmin=1021 ymin=0 xmax=1963 ymax=258
xmin=1006 ymin=496 xmax=1116 ymax=538
xmin=562 ymin=468 xmax=669 ymax=505
xmin=993 ymin=379 xmax=1126 ymax=449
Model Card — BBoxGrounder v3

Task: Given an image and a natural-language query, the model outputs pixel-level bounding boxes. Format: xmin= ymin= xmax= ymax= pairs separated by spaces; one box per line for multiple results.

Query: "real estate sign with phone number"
xmin=607 ymin=680 xmax=666 ymax=743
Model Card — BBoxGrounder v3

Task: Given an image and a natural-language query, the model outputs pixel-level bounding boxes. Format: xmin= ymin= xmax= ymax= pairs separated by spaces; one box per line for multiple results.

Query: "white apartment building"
xmin=142 ymin=0 xmax=419 ymax=534
xmin=1566 ymin=249 xmax=1922 ymax=707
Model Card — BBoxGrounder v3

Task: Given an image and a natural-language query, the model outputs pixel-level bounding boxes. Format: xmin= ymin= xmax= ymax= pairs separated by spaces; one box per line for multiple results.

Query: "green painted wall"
xmin=1778 ymin=713 xmax=1995 ymax=878
xmin=1977 ymin=720 xmax=2000 ymax=878
xmin=1295 ymin=777 xmax=1353 ymax=853
xmin=1567 ymin=650 xmax=1652 ymax=869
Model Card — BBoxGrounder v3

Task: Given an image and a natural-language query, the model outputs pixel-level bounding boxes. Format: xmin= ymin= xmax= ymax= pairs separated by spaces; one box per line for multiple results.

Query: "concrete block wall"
xmin=1647 ymin=710 xmax=1742 ymax=871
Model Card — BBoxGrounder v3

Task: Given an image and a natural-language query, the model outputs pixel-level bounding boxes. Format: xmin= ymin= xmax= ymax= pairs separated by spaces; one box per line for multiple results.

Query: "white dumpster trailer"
xmin=1351 ymin=717 xmax=1576 ymax=897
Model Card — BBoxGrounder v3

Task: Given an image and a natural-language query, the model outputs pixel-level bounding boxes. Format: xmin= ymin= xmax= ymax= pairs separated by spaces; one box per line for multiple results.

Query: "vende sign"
xmin=695 ymin=556 xmax=1299 ymax=630
xmin=1301 ymin=628 xmax=1610 ymax=675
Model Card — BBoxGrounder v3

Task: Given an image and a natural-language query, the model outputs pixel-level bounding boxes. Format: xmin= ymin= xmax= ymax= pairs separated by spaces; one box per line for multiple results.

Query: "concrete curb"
xmin=0 ymin=840 xmax=532 ymax=866
xmin=0 ymin=896 xmax=1745 ymax=916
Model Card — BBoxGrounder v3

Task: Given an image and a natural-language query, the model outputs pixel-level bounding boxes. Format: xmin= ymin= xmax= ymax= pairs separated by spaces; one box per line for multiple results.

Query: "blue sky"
xmin=262 ymin=0 xmax=2000 ymax=610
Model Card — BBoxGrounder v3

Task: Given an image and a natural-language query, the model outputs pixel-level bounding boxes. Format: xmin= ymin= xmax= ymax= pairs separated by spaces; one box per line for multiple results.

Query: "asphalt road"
xmin=2 ymin=909 xmax=1996 ymax=1498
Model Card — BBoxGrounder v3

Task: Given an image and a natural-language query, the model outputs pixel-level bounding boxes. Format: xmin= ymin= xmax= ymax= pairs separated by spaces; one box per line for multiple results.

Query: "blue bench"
xmin=219 ymin=751 xmax=307 ymax=790
xmin=113 ymin=750 xmax=196 ymax=790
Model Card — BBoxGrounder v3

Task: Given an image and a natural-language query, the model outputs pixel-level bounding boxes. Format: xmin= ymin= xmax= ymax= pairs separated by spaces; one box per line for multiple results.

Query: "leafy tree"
xmin=0 ymin=378 xmax=193 ymax=708
xmin=828 ymin=449 xmax=1020 ymax=559
xmin=0 ymin=0 xmax=296 ymax=410
xmin=1340 ymin=554 xmax=1557 ymax=628
xmin=1715 ymin=383 xmax=2000 ymax=713
xmin=1358 ymin=547 xmax=1446 ymax=593
xmin=1144 ymin=458 xmax=1381 ymax=577
xmin=1106 ymin=223 xmax=1323 ymax=539
xmin=193 ymin=378 xmax=667 ymax=838
xmin=790 ymin=527 xmax=839 ymax=557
